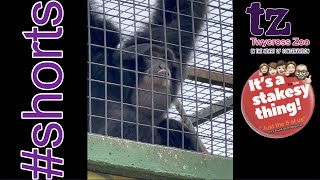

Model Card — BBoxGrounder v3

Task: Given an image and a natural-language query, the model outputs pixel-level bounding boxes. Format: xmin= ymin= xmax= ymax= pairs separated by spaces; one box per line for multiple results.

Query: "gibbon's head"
xmin=113 ymin=44 xmax=177 ymax=90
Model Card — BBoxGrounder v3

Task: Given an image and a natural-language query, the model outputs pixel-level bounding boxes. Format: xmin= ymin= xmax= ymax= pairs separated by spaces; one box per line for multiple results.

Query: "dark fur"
xmin=89 ymin=0 xmax=208 ymax=153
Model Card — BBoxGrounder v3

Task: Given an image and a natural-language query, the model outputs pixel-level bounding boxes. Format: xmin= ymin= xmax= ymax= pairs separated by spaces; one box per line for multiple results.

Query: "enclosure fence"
xmin=87 ymin=0 xmax=233 ymax=158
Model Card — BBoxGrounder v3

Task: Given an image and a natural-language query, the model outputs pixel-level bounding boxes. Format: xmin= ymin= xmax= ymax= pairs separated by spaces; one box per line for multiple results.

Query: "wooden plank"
xmin=190 ymin=96 xmax=233 ymax=125
xmin=186 ymin=67 xmax=233 ymax=88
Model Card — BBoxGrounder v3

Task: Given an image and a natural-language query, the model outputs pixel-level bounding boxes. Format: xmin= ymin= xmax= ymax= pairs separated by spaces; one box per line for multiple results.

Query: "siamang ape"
xmin=89 ymin=0 xmax=208 ymax=153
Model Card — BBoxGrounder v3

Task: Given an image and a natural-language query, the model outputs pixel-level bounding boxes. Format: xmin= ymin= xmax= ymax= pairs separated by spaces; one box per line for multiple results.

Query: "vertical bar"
xmin=176 ymin=0 xmax=185 ymax=150
xmin=87 ymin=0 xmax=92 ymax=133
xmin=133 ymin=0 xmax=139 ymax=142
xmin=103 ymin=0 xmax=108 ymax=136
xmin=161 ymin=0 xmax=170 ymax=147
xmin=218 ymin=0 xmax=227 ymax=157
xmin=148 ymin=0 xmax=155 ymax=144
xmin=204 ymin=0 xmax=213 ymax=155
xmin=117 ymin=0 xmax=124 ymax=139
xmin=190 ymin=0 xmax=199 ymax=152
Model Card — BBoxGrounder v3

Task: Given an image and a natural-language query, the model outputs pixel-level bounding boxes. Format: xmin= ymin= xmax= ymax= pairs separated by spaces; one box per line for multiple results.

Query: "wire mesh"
xmin=88 ymin=0 xmax=233 ymax=158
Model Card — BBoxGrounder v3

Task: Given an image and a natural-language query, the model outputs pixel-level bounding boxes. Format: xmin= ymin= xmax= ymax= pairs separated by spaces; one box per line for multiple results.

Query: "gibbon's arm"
xmin=158 ymin=119 xmax=209 ymax=153
xmin=89 ymin=0 xmax=120 ymax=49
xmin=89 ymin=13 xmax=120 ymax=50
xmin=89 ymin=1 xmax=123 ymax=102
xmin=124 ymin=0 xmax=208 ymax=63
xmin=174 ymin=100 xmax=209 ymax=153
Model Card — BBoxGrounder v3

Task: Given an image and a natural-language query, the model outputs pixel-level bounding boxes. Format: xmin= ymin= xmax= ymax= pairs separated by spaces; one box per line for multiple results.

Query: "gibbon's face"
xmin=269 ymin=67 xmax=277 ymax=75
xmin=137 ymin=45 xmax=176 ymax=89
xmin=260 ymin=65 xmax=268 ymax=74
xmin=286 ymin=64 xmax=295 ymax=74
xmin=144 ymin=56 xmax=172 ymax=88
xmin=277 ymin=65 xmax=286 ymax=74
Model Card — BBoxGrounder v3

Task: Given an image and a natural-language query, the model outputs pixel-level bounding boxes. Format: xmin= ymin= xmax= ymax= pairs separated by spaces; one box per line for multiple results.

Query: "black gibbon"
xmin=89 ymin=0 xmax=208 ymax=153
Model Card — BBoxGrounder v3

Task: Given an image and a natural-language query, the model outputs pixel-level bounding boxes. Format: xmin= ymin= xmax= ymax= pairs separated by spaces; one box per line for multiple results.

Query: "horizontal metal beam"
xmin=88 ymin=134 xmax=233 ymax=179
xmin=187 ymin=67 xmax=233 ymax=88
xmin=190 ymin=95 xmax=233 ymax=125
